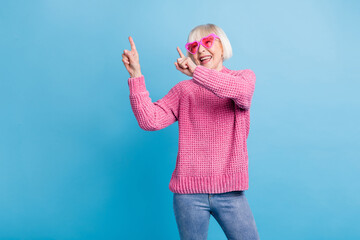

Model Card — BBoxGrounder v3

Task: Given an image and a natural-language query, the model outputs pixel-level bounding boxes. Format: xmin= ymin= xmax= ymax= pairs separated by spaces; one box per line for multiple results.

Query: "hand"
xmin=174 ymin=47 xmax=197 ymax=77
xmin=122 ymin=36 xmax=142 ymax=78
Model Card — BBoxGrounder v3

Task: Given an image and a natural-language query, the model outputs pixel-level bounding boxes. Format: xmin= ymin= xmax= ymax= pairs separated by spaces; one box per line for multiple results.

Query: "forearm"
xmin=128 ymin=75 xmax=179 ymax=131
xmin=192 ymin=66 xmax=256 ymax=110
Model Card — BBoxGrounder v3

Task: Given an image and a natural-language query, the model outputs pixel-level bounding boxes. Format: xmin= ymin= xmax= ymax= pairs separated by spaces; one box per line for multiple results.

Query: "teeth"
xmin=200 ymin=56 xmax=211 ymax=61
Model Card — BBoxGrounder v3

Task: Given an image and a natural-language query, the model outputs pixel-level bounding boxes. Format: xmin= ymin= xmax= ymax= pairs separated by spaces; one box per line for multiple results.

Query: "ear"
xmin=218 ymin=41 xmax=224 ymax=58
xmin=221 ymin=44 xmax=224 ymax=59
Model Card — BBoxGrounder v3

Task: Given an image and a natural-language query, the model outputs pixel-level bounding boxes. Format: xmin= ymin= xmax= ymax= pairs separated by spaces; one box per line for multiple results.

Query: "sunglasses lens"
xmin=186 ymin=42 xmax=198 ymax=54
xmin=201 ymin=35 xmax=215 ymax=48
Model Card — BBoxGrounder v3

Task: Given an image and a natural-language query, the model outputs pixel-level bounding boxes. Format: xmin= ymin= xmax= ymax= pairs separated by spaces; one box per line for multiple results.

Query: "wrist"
xmin=130 ymin=72 xmax=143 ymax=78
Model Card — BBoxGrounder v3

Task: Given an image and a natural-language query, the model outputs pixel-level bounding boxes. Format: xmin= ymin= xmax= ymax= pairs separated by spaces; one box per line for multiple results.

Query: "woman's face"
xmin=191 ymin=36 xmax=224 ymax=71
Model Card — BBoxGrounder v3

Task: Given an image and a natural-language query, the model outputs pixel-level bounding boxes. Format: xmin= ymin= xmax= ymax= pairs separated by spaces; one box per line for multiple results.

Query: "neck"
xmin=216 ymin=64 xmax=224 ymax=71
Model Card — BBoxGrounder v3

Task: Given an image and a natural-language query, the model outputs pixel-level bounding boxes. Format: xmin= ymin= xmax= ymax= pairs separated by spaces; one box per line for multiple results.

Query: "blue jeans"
xmin=173 ymin=191 xmax=260 ymax=240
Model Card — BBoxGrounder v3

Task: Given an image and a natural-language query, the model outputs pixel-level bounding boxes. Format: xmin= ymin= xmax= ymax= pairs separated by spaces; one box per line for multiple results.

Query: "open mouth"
xmin=200 ymin=56 xmax=212 ymax=64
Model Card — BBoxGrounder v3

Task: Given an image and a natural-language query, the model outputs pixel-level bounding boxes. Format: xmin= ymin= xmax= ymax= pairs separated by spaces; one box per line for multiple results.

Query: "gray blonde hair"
xmin=186 ymin=23 xmax=233 ymax=61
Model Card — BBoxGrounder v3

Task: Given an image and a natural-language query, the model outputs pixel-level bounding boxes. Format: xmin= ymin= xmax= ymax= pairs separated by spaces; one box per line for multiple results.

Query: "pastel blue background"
xmin=1 ymin=0 xmax=359 ymax=239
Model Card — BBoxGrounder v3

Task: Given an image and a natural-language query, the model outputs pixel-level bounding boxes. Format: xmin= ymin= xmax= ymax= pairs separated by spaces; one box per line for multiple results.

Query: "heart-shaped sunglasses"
xmin=185 ymin=33 xmax=220 ymax=55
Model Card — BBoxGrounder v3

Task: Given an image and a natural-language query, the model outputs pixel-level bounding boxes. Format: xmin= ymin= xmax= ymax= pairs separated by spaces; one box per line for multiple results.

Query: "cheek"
xmin=214 ymin=44 xmax=223 ymax=57
xmin=211 ymin=47 xmax=220 ymax=58
xmin=214 ymin=51 xmax=222 ymax=60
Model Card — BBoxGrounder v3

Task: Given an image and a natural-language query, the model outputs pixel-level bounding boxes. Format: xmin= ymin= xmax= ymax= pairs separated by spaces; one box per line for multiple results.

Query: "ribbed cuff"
xmin=128 ymin=75 xmax=147 ymax=94
xmin=192 ymin=65 xmax=210 ymax=84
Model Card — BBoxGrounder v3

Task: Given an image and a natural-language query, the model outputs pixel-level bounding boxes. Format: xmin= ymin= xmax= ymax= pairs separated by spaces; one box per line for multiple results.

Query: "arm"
xmin=128 ymin=75 xmax=181 ymax=131
xmin=192 ymin=65 xmax=256 ymax=110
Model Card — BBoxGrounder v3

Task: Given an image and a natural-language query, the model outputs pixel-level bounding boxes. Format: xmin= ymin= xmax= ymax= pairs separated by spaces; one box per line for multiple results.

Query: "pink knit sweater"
xmin=127 ymin=65 xmax=256 ymax=194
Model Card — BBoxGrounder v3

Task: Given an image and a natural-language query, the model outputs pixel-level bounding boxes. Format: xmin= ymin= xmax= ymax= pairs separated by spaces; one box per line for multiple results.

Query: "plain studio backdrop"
xmin=0 ymin=0 xmax=359 ymax=239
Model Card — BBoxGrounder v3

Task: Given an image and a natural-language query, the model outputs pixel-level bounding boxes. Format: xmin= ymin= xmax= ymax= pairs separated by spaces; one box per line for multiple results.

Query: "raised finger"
xmin=129 ymin=36 xmax=137 ymax=51
xmin=177 ymin=46 xmax=185 ymax=58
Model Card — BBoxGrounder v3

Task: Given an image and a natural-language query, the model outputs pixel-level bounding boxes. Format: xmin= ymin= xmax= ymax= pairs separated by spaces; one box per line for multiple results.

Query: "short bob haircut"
xmin=186 ymin=23 xmax=233 ymax=62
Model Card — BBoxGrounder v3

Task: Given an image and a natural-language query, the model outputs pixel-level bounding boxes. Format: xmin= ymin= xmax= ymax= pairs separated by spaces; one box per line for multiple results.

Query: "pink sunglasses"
xmin=185 ymin=33 xmax=220 ymax=55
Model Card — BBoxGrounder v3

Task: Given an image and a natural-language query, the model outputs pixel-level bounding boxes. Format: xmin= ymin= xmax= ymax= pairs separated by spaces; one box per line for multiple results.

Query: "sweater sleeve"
xmin=127 ymin=75 xmax=181 ymax=131
xmin=192 ymin=65 xmax=256 ymax=110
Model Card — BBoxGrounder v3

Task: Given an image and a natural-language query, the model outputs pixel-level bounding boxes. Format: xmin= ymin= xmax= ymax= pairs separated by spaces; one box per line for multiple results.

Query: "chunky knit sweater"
xmin=127 ymin=65 xmax=256 ymax=194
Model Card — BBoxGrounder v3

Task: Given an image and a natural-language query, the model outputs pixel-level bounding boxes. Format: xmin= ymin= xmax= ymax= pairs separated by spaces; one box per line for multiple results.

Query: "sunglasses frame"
xmin=185 ymin=33 xmax=220 ymax=55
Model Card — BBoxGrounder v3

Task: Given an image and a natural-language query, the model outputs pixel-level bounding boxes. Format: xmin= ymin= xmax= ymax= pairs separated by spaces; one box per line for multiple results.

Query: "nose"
xmin=198 ymin=44 xmax=206 ymax=52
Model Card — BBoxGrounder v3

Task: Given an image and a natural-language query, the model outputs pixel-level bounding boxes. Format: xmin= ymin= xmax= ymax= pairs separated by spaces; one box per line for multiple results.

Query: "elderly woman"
xmin=122 ymin=23 xmax=260 ymax=240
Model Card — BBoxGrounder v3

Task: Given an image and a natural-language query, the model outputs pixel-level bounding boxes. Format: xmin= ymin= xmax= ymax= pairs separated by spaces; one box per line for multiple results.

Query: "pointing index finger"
xmin=177 ymin=47 xmax=185 ymax=58
xmin=129 ymin=36 xmax=136 ymax=51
